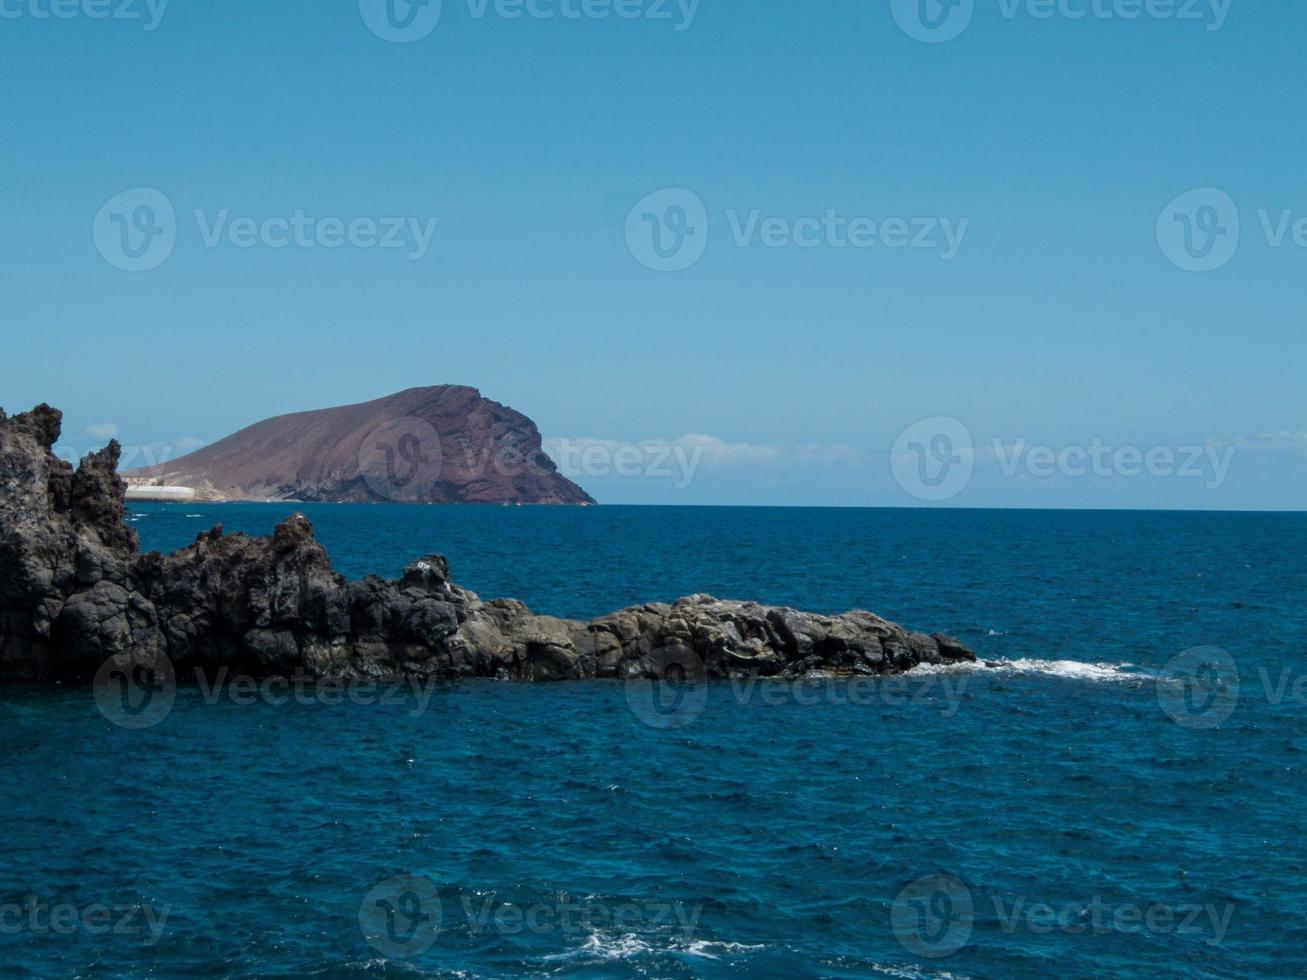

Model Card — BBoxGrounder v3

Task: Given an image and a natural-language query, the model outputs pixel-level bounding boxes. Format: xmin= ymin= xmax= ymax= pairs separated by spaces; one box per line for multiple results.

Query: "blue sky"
xmin=1 ymin=0 xmax=1303 ymax=508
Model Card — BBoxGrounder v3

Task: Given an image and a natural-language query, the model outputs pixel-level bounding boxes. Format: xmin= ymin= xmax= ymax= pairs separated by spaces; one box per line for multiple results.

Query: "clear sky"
xmin=1 ymin=0 xmax=1303 ymax=508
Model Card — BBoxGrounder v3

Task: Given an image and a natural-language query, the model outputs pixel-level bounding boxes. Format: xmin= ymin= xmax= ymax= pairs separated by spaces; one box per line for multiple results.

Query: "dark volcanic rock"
xmin=0 ymin=404 xmax=975 ymax=683
xmin=125 ymin=385 xmax=594 ymax=504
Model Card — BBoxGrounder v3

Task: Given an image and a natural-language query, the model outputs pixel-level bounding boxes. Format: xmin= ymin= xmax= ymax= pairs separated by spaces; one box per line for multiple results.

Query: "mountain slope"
xmin=127 ymin=386 xmax=594 ymax=504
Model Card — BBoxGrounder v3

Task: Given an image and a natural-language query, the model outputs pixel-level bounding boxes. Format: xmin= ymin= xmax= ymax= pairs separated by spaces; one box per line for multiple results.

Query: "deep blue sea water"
xmin=2 ymin=505 xmax=1305 ymax=978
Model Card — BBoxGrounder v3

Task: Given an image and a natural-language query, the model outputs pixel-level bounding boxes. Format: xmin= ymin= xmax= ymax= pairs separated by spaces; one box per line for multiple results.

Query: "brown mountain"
xmin=126 ymin=386 xmax=594 ymax=504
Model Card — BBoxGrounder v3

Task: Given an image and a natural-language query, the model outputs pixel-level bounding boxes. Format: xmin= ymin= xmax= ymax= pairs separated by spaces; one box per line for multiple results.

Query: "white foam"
xmin=543 ymin=933 xmax=763 ymax=964
xmin=544 ymin=933 xmax=652 ymax=962
xmin=993 ymin=658 xmax=1141 ymax=681
xmin=338 ymin=957 xmax=435 ymax=974
xmin=684 ymin=940 xmax=765 ymax=959
xmin=868 ymin=965 xmax=968 ymax=979
xmin=910 ymin=658 xmax=1142 ymax=683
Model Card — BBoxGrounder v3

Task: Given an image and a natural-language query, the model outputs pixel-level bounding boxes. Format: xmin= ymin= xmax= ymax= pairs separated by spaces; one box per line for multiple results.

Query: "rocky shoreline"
xmin=0 ymin=404 xmax=975 ymax=684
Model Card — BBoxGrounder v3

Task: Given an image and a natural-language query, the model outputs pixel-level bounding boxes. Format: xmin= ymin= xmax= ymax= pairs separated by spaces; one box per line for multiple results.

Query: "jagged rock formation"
xmin=0 ymin=404 xmax=975 ymax=683
xmin=124 ymin=385 xmax=594 ymax=504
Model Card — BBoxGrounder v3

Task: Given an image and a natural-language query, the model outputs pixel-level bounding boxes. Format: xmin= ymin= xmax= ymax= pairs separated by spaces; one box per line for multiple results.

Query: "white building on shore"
xmin=124 ymin=481 xmax=196 ymax=503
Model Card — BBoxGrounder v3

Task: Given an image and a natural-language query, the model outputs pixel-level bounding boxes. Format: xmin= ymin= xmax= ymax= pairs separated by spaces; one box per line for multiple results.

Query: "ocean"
xmin=2 ymin=504 xmax=1303 ymax=977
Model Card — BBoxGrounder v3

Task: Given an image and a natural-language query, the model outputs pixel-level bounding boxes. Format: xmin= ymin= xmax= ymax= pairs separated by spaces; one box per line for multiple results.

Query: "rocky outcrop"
xmin=124 ymin=385 xmax=594 ymax=504
xmin=1 ymin=404 xmax=974 ymax=683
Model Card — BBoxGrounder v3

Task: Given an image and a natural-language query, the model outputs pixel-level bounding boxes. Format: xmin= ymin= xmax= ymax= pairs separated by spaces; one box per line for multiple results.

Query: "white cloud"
xmin=84 ymin=422 xmax=119 ymax=440
xmin=1217 ymin=431 xmax=1307 ymax=456
xmin=672 ymin=434 xmax=782 ymax=466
